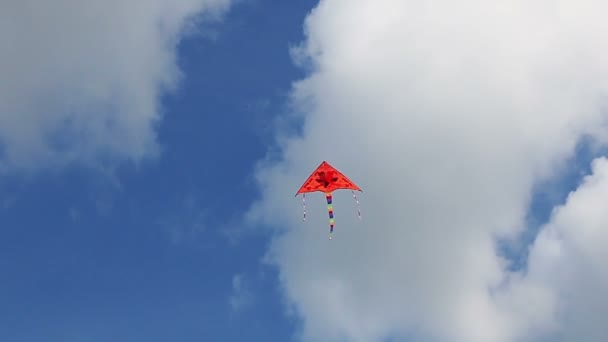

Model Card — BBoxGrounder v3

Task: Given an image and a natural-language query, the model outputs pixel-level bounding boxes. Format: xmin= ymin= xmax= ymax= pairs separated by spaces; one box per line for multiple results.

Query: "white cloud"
xmin=0 ymin=0 xmax=230 ymax=171
xmin=522 ymin=157 xmax=608 ymax=341
xmin=249 ymin=0 xmax=608 ymax=341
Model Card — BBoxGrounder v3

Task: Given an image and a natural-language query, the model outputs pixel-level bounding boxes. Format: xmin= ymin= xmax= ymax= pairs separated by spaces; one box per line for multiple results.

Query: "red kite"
xmin=296 ymin=161 xmax=362 ymax=239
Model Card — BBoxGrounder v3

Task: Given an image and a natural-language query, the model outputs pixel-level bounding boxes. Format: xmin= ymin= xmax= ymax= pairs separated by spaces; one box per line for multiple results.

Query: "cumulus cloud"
xmin=249 ymin=0 xmax=608 ymax=341
xmin=0 ymin=0 xmax=230 ymax=171
xmin=522 ymin=157 xmax=608 ymax=341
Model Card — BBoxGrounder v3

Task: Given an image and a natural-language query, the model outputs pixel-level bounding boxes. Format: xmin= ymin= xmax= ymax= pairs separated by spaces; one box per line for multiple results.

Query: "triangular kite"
xmin=295 ymin=161 xmax=362 ymax=239
xmin=295 ymin=161 xmax=361 ymax=195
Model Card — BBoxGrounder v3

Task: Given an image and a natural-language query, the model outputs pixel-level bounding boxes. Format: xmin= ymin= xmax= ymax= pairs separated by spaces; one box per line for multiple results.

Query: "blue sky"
xmin=4 ymin=1 xmax=608 ymax=341
xmin=0 ymin=1 xmax=314 ymax=341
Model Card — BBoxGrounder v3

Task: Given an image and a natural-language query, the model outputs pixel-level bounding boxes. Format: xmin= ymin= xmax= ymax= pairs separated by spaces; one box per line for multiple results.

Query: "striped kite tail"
xmin=326 ymin=192 xmax=335 ymax=239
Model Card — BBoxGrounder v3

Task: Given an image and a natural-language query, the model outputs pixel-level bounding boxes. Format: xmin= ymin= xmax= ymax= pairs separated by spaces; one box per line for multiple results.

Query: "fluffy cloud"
xmin=0 ymin=0 xmax=230 ymax=171
xmin=249 ymin=0 xmax=608 ymax=341
xmin=523 ymin=157 xmax=608 ymax=341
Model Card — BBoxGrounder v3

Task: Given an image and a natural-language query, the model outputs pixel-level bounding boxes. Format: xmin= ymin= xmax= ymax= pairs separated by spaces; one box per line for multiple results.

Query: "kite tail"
xmin=326 ymin=192 xmax=335 ymax=239
xmin=302 ymin=193 xmax=306 ymax=221
xmin=352 ymin=190 xmax=361 ymax=220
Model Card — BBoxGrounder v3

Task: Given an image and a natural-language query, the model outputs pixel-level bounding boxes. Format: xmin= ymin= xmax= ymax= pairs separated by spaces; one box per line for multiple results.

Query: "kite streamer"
xmin=352 ymin=190 xmax=361 ymax=220
xmin=302 ymin=193 xmax=307 ymax=221
xmin=326 ymin=192 xmax=334 ymax=239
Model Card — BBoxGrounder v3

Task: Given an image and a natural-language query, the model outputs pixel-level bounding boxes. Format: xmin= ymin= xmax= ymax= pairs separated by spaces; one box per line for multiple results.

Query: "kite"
xmin=295 ymin=161 xmax=362 ymax=239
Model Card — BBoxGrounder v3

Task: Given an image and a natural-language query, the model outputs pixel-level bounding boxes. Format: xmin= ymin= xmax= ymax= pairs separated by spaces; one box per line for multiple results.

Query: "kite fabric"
xmin=296 ymin=161 xmax=362 ymax=239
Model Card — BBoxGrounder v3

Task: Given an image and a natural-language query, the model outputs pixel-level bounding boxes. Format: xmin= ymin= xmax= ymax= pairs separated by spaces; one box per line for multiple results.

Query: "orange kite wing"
xmin=296 ymin=161 xmax=362 ymax=195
